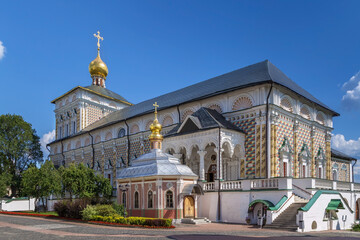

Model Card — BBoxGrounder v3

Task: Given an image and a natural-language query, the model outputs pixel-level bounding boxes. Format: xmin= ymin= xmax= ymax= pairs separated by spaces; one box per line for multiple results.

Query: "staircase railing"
xmin=266 ymin=194 xmax=295 ymax=224
xmin=292 ymin=184 xmax=312 ymax=200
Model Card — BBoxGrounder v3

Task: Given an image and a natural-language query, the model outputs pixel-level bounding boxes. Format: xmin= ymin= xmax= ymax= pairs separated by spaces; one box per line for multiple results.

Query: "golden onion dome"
xmin=149 ymin=118 xmax=163 ymax=141
xmin=89 ymin=52 xmax=108 ymax=78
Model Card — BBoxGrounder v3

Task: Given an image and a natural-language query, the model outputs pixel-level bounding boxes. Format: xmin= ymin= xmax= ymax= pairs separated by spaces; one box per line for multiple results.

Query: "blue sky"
xmin=1 ymin=1 xmax=360 ymax=178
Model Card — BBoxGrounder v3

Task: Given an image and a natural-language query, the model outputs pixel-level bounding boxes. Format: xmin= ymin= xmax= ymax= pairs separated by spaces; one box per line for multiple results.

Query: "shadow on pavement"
xmin=167 ymin=235 xmax=360 ymax=240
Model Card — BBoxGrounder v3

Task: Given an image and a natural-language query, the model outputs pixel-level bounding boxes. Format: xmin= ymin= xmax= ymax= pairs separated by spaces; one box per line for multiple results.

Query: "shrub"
xmin=112 ymin=203 xmax=127 ymax=217
xmin=94 ymin=204 xmax=116 ymax=217
xmin=81 ymin=205 xmax=97 ymax=221
xmin=54 ymin=200 xmax=69 ymax=217
xmin=54 ymin=199 xmax=89 ymax=219
xmin=87 ymin=214 xmax=173 ymax=227
xmin=352 ymin=223 xmax=360 ymax=232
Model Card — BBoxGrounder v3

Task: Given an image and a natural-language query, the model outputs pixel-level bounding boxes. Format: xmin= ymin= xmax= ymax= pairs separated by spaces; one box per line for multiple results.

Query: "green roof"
xmin=249 ymin=199 xmax=275 ymax=209
xmin=326 ymin=199 xmax=344 ymax=211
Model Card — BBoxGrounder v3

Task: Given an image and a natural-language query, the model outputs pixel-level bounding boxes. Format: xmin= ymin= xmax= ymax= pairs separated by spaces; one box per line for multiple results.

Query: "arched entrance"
xmin=183 ymin=196 xmax=195 ymax=218
xmin=207 ymin=164 xmax=217 ymax=182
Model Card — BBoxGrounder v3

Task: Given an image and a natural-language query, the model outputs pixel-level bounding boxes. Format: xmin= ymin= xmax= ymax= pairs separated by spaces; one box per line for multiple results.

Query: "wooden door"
xmin=283 ymin=162 xmax=287 ymax=177
xmin=183 ymin=196 xmax=195 ymax=218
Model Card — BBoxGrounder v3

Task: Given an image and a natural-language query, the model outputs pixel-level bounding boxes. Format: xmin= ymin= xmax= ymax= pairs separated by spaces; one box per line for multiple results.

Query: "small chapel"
xmin=49 ymin=32 xmax=360 ymax=231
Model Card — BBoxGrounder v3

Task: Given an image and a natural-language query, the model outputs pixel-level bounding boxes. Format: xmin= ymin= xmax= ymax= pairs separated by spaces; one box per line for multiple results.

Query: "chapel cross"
xmin=93 ymin=31 xmax=103 ymax=50
xmin=153 ymin=102 xmax=159 ymax=118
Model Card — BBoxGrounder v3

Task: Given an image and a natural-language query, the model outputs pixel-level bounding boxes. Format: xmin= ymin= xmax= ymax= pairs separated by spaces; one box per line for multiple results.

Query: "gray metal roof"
xmin=331 ymin=148 xmax=357 ymax=161
xmin=84 ymin=85 xmax=131 ymax=104
xmin=166 ymin=107 xmax=245 ymax=136
xmin=117 ymin=149 xmax=198 ymax=179
xmin=50 ymin=60 xmax=338 ymax=144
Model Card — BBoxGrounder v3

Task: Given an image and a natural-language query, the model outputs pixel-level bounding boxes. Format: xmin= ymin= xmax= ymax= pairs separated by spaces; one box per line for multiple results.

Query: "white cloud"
xmin=332 ymin=134 xmax=360 ymax=158
xmin=0 ymin=41 xmax=5 ymax=60
xmin=341 ymin=71 xmax=360 ymax=110
xmin=332 ymin=134 xmax=360 ymax=182
xmin=40 ymin=130 xmax=55 ymax=160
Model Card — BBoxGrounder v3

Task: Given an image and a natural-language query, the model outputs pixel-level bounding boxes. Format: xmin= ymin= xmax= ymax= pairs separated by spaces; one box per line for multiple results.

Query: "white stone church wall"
xmin=198 ymin=190 xmax=289 ymax=223
xmin=297 ymin=194 xmax=354 ymax=232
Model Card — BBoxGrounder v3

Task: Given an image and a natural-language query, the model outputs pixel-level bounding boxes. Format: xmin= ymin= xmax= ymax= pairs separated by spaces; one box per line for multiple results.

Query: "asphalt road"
xmin=1 ymin=214 xmax=360 ymax=240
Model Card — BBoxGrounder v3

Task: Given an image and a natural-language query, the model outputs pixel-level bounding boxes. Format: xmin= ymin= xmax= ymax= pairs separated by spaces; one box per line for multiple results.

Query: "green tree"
xmin=60 ymin=163 xmax=113 ymax=200
xmin=0 ymin=172 xmax=11 ymax=197
xmin=0 ymin=114 xmax=43 ymax=196
xmin=94 ymin=174 xmax=113 ymax=200
xmin=22 ymin=161 xmax=61 ymax=210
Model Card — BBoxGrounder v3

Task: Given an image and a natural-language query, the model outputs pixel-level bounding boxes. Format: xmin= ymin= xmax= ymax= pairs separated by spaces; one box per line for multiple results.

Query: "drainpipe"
xmin=217 ymin=126 xmax=221 ymax=222
xmin=176 ymin=105 xmax=181 ymax=123
xmin=88 ymin=132 xmax=95 ymax=169
xmin=352 ymin=159 xmax=357 ymax=183
xmin=266 ymin=83 xmax=273 ymax=179
xmin=45 ymin=144 xmax=51 ymax=161
xmin=124 ymin=119 xmax=130 ymax=167
xmin=60 ymin=140 xmax=65 ymax=166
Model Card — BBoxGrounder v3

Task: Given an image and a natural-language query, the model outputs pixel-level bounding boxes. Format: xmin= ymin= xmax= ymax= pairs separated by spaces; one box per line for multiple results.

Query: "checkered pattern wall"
xmin=232 ymin=118 xmax=256 ymax=177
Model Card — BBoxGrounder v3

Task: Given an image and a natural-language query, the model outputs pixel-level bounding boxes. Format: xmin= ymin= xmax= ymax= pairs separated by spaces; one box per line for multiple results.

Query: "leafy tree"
xmin=94 ymin=174 xmax=113 ymax=200
xmin=0 ymin=114 xmax=43 ymax=196
xmin=22 ymin=161 xmax=61 ymax=210
xmin=0 ymin=172 xmax=11 ymax=197
xmin=60 ymin=163 xmax=112 ymax=200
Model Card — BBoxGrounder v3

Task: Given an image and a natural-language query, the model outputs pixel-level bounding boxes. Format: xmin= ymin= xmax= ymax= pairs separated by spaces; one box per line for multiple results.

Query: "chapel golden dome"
xmin=89 ymin=52 xmax=108 ymax=78
xmin=149 ymin=118 xmax=163 ymax=141
xmin=149 ymin=102 xmax=163 ymax=150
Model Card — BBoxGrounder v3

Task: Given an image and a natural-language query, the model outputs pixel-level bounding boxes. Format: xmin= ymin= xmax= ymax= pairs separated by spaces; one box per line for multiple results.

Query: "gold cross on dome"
xmin=93 ymin=31 xmax=103 ymax=49
xmin=153 ymin=102 xmax=159 ymax=113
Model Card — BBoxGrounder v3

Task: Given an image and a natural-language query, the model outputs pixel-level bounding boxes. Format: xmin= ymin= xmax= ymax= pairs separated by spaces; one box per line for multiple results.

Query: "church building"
xmin=48 ymin=32 xmax=359 ymax=231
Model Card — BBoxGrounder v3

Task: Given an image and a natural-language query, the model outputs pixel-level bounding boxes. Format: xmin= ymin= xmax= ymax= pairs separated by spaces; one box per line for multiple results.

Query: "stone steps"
xmin=265 ymin=202 xmax=307 ymax=231
xmin=181 ymin=218 xmax=211 ymax=224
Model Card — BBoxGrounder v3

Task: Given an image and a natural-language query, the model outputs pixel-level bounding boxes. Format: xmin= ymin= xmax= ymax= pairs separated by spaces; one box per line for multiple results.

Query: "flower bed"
xmin=89 ymin=215 xmax=174 ymax=228
xmin=0 ymin=211 xmax=175 ymax=229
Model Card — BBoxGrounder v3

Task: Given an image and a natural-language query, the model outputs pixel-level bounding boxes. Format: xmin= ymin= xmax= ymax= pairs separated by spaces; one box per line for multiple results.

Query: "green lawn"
xmin=20 ymin=211 xmax=58 ymax=216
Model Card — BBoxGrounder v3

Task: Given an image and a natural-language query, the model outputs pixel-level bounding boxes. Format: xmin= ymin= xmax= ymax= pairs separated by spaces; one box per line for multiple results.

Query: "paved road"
xmin=1 ymin=214 xmax=360 ymax=240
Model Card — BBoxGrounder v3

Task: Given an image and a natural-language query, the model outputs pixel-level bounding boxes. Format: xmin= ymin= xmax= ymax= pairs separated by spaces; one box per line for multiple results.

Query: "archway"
xmin=207 ymin=164 xmax=217 ymax=182
xmin=183 ymin=196 xmax=195 ymax=218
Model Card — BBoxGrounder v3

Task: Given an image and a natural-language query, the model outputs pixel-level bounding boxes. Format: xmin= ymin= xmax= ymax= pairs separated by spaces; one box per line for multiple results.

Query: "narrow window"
xmin=134 ymin=192 xmax=139 ymax=209
xmin=166 ymin=190 xmax=173 ymax=208
xmin=72 ymin=121 xmax=76 ymax=134
xmin=122 ymin=192 xmax=126 ymax=208
xmin=148 ymin=191 xmax=153 ymax=208
xmin=65 ymin=124 xmax=69 ymax=137
xmin=59 ymin=126 xmax=63 ymax=139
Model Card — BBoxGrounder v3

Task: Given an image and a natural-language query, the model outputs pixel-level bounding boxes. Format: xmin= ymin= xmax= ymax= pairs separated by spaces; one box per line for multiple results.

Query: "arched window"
xmin=162 ymin=115 xmax=174 ymax=126
xmin=118 ymin=128 xmax=126 ymax=138
xmin=316 ymin=112 xmax=325 ymax=125
xmin=84 ymin=138 xmax=90 ymax=146
xmin=181 ymin=109 xmax=194 ymax=122
xmin=105 ymin=132 xmax=113 ymax=141
xmin=232 ymin=96 xmax=252 ymax=111
xmin=94 ymin=135 xmax=101 ymax=144
xmin=166 ymin=190 xmax=173 ymax=208
xmin=300 ymin=105 xmax=311 ymax=120
xmin=134 ymin=191 xmax=139 ymax=209
xmin=280 ymin=97 xmax=293 ymax=113
xmin=148 ymin=190 xmax=153 ymax=208
xmin=122 ymin=192 xmax=126 ymax=208
xmin=130 ymin=124 xmax=140 ymax=134
xmin=207 ymin=104 xmax=223 ymax=113
xmin=332 ymin=163 xmax=339 ymax=181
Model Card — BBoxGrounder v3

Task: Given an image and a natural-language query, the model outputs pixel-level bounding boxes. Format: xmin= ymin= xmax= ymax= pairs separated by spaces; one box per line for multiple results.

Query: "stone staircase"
xmin=181 ymin=218 xmax=211 ymax=224
xmin=265 ymin=195 xmax=308 ymax=231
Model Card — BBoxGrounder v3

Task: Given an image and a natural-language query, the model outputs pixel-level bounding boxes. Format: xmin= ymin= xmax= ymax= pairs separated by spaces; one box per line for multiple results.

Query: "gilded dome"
xmin=149 ymin=118 xmax=163 ymax=141
xmin=89 ymin=52 xmax=108 ymax=78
